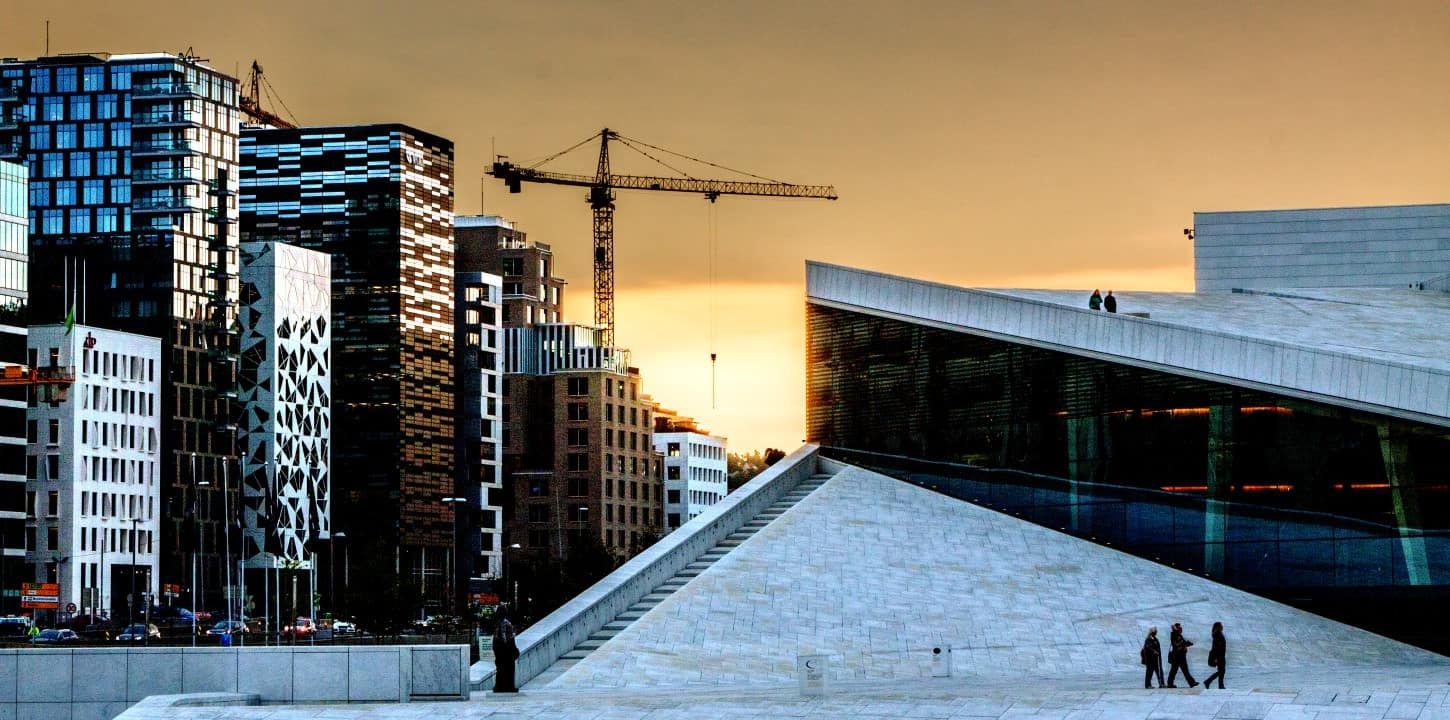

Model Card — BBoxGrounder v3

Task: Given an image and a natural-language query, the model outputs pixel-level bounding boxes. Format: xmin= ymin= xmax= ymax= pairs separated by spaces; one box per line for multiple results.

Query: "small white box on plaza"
xmin=931 ymin=645 xmax=951 ymax=678
xmin=797 ymin=654 xmax=827 ymax=696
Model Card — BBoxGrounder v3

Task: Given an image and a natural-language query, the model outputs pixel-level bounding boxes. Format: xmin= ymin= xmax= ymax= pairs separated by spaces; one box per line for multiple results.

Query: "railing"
xmin=133 ymin=139 xmax=191 ymax=154
xmin=132 ymin=82 xmax=198 ymax=97
xmin=132 ymin=196 xmax=197 ymax=213
xmin=490 ymin=443 xmax=823 ymax=689
xmin=133 ymin=111 xmax=201 ymax=126
xmin=133 ymin=168 xmax=200 ymax=184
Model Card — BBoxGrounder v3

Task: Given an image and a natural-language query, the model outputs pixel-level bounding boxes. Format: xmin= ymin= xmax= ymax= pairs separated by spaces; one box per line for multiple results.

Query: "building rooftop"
xmin=807 ymin=261 xmax=1450 ymax=427
xmin=130 ymin=459 xmax=1450 ymax=719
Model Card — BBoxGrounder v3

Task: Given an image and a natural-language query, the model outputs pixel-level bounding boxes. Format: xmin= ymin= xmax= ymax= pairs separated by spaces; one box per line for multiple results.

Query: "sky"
xmin=6 ymin=0 xmax=1450 ymax=452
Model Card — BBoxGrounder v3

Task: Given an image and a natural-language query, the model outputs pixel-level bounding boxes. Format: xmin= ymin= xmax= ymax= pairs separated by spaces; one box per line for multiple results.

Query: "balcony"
xmin=0 ymin=87 xmax=19 ymax=102
xmin=132 ymin=196 xmax=197 ymax=214
xmin=133 ymin=111 xmax=201 ymax=128
xmin=132 ymin=83 xmax=198 ymax=99
xmin=133 ymin=139 xmax=192 ymax=156
xmin=204 ymin=208 xmax=235 ymax=225
xmin=0 ymin=119 xmax=18 ymax=132
xmin=132 ymin=168 xmax=203 ymax=186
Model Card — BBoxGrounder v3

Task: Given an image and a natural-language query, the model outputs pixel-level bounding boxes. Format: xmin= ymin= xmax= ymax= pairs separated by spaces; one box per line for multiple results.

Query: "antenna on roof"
xmin=44 ymin=20 xmax=49 ymax=56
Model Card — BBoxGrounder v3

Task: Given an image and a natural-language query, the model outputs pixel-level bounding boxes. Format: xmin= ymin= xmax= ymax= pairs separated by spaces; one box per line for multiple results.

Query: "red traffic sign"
xmin=65 ymin=602 xmax=76 ymax=613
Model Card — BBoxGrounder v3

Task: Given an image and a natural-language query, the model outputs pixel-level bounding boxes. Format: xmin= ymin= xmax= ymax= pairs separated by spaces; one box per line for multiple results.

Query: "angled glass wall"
xmin=807 ymin=302 xmax=1450 ymax=650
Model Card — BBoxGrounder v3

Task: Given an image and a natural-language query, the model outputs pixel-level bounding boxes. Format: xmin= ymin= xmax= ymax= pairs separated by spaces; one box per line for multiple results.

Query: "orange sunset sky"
xmin=6 ymin=1 xmax=1450 ymax=452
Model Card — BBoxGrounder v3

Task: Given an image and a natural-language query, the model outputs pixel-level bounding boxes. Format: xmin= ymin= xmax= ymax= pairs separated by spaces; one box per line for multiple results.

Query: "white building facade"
xmin=26 ymin=324 xmax=161 ymax=619
xmin=653 ymin=430 xmax=728 ymax=532
xmin=238 ymin=242 xmax=331 ymax=570
xmin=455 ymin=271 xmax=503 ymax=582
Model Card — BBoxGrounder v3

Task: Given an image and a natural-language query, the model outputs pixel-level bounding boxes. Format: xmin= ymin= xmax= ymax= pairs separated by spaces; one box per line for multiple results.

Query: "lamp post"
xmin=441 ymin=497 xmax=468 ymax=615
xmin=502 ymin=543 xmax=521 ymax=608
xmin=195 ymin=466 xmax=210 ymax=648
xmin=330 ymin=531 xmax=346 ymax=615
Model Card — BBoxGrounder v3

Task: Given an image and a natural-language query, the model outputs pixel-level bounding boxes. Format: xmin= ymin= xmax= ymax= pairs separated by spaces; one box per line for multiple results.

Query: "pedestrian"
xmin=1203 ymin=621 xmax=1226 ymax=689
xmin=1141 ymin=626 xmax=1164 ymax=688
xmin=1088 ymin=289 xmax=1103 ymax=311
xmin=1166 ymin=622 xmax=1198 ymax=688
xmin=492 ymin=605 xmax=519 ymax=693
xmin=1104 ymin=291 xmax=1117 ymax=313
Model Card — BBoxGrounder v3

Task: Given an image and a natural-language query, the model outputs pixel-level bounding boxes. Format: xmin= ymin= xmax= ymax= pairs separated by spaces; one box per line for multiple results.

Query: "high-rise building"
xmin=455 ymin=215 xmax=564 ymax=327
xmin=237 ymin=242 xmax=331 ymax=579
xmin=0 ymin=160 xmax=28 ymax=614
xmin=240 ymin=124 xmax=457 ymax=608
xmin=0 ymin=53 xmax=242 ymax=610
xmin=26 ymin=324 xmax=161 ymax=621
xmin=650 ymin=410 xmax=727 ymax=532
xmin=502 ymin=324 xmax=663 ymax=560
xmin=454 ymin=270 xmax=503 ymax=599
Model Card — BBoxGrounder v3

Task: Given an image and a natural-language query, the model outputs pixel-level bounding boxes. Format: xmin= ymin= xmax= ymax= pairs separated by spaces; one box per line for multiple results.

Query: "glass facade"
xmin=0 ymin=161 xmax=27 ymax=613
xmin=240 ymin=124 xmax=457 ymax=608
xmin=807 ymin=302 xmax=1450 ymax=650
xmin=0 ymin=54 xmax=242 ymax=608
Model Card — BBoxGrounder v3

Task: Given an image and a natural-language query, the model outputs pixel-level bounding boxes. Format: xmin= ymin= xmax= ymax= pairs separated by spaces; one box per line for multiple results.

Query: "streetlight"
xmin=330 ymin=531 xmax=347 ymax=616
xmin=441 ymin=497 xmax=469 ymax=614
xmin=195 ymin=469 xmax=210 ymax=648
xmin=502 ymin=543 xmax=521 ymax=608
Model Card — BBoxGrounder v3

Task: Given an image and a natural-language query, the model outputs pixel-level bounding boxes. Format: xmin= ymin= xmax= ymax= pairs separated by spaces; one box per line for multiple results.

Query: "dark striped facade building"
xmin=0 ymin=53 xmax=241 ymax=608
xmin=240 ymin=124 xmax=458 ymax=608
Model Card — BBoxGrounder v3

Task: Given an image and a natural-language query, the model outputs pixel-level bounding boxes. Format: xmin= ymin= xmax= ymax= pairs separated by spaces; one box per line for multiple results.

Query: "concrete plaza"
xmin=125 ymin=464 xmax=1450 ymax=718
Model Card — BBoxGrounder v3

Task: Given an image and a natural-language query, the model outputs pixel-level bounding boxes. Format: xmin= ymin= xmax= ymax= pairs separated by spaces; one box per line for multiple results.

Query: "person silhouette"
xmin=1104 ymin=291 xmax=1117 ymax=313
xmin=1203 ymin=621 xmax=1227 ymax=689
xmin=1088 ymin=289 xmax=1103 ymax=311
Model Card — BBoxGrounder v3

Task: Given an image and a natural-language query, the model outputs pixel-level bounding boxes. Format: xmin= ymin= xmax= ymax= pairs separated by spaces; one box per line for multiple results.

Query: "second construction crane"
xmin=488 ymin=128 xmax=837 ymax=347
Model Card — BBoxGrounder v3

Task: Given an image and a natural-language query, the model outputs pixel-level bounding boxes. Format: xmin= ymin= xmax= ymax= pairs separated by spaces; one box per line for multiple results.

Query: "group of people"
xmin=1088 ymin=289 xmax=1117 ymax=312
xmin=1141 ymin=622 xmax=1226 ymax=689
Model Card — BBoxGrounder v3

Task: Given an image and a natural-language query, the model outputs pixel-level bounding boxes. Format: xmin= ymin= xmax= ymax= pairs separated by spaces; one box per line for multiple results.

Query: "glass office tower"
xmin=241 ymin=124 xmax=458 ymax=610
xmin=0 ymin=52 xmax=242 ymax=611
xmin=0 ymin=160 xmax=27 ymax=613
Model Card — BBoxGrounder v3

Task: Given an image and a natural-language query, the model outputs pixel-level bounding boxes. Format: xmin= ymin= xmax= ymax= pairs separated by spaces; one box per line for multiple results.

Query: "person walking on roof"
xmin=1088 ymin=289 xmax=1103 ymax=311
xmin=1104 ymin=291 xmax=1117 ymax=313
xmin=1141 ymin=626 xmax=1165 ymax=688
xmin=1203 ymin=621 xmax=1227 ymax=689
xmin=1166 ymin=622 xmax=1198 ymax=688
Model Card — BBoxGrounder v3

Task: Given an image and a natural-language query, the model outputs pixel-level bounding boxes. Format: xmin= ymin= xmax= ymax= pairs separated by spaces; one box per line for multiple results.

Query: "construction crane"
xmin=239 ymin=60 xmax=297 ymax=129
xmin=0 ymin=364 xmax=74 ymax=405
xmin=488 ymin=128 xmax=837 ymax=348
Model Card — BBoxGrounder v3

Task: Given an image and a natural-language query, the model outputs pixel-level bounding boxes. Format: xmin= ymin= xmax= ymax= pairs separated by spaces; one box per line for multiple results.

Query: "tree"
xmin=728 ymin=448 xmax=788 ymax=492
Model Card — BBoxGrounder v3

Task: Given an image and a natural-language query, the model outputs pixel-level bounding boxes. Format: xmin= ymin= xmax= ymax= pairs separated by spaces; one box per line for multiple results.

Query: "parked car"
xmin=75 ymin=623 xmax=114 ymax=642
xmin=206 ymin=620 xmax=248 ymax=636
xmin=280 ymin=617 xmax=314 ymax=638
xmin=30 ymin=628 xmax=79 ymax=645
xmin=116 ymin=623 xmax=160 ymax=641
xmin=0 ymin=616 xmax=30 ymax=638
xmin=331 ymin=620 xmax=357 ymax=635
xmin=146 ymin=605 xmax=196 ymax=629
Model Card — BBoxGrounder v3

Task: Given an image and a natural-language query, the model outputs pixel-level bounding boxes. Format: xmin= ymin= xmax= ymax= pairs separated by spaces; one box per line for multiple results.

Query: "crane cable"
xmin=615 ymin=133 xmax=788 ymax=185
xmin=524 ymin=131 xmax=602 ymax=169
xmin=708 ymin=199 xmax=719 ymax=410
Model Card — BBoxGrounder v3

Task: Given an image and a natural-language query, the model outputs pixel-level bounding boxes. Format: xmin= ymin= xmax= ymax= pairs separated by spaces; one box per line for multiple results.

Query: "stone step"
xmin=617 ymin=610 xmax=647 ymax=620
xmin=659 ymin=578 xmax=691 ymax=587
xmin=603 ymin=620 xmax=632 ymax=631
xmin=561 ymin=649 xmax=591 ymax=660
xmin=698 ymin=552 xmax=728 ymax=561
xmin=575 ymin=639 xmax=607 ymax=651
xmin=676 ymin=568 xmax=703 ymax=577
xmin=643 ymin=591 xmax=676 ymax=601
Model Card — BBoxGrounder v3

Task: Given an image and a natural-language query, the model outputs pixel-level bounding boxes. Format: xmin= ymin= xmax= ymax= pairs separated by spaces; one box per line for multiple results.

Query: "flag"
xmin=64 ymin=301 xmax=76 ymax=335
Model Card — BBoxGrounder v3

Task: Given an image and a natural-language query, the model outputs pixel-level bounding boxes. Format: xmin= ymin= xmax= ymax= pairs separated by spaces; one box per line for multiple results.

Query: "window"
xmin=606 ymin=378 xmax=613 ymax=396
xmin=567 ymin=428 xmax=588 ymax=447
xmin=668 ymin=466 xmax=681 ymax=480
xmin=604 ymin=429 xmax=613 ymax=448
xmin=47 ymin=526 xmax=58 ymax=551
xmin=47 ymin=490 xmax=58 ymax=517
xmin=527 ymin=505 xmax=550 ymax=523
xmin=567 ymin=477 xmax=589 ymax=496
xmin=667 ymin=442 xmax=680 ymax=457
xmin=605 ymin=404 xmax=613 ymax=422
xmin=668 ymin=489 xmax=681 ymax=504
xmin=630 ymin=481 xmax=638 ymax=500
xmin=569 ymin=505 xmax=589 ymax=522
xmin=46 ymin=455 xmax=59 ymax=481
xmin=567 ymin=377 xmax=588 ymax=396
xmin=566 ymin=453 xmax=588 ymax=471
xmin=604 ymin=455 xmax=614 ymax=473
xmin=605 ymin=504 xmax=613 ymax=522
xmin=528 ymin=478 xmax=548 ymax=497
xmin=567 ymin=403 xmax=588 ymax=421
xmin=630 ymin=407 xmax=638 ymax=425
xmin=47 ymin=419 xmax=59 ymax=445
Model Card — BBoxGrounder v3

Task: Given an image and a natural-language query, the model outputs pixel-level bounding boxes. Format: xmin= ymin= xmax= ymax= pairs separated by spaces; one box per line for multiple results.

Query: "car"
xmin=280 ymin=617 xmax=314 ymax=637
xmin=116 ymin=623 xmax=160 ymax=641
xmin=0 ymin=616 xmax=30 ymax=638
xmin=206 ymin=620 xmax=248 ymax=636
xmin=29 ymin=628 xmax=78 ymax=644
xmin=331 ymin=620 xmax=357 ymax=635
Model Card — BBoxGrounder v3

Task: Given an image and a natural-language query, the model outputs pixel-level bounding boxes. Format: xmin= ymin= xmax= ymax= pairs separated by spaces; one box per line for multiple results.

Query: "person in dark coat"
xmin=1104 ymin=291 xmax=1117 ymax=313
xmin=1166 ymin=622 xmax=1198 ymax=688
xmin=492 ymin=606 xmax=519 ymax=693
xmin=1088 ymin=289 xmax=1103 ymax=311
xmin=1141 ymin=626 xmax=1164 ymax=688
xmin=1203 ymin=621 xmax=1227 ymax=689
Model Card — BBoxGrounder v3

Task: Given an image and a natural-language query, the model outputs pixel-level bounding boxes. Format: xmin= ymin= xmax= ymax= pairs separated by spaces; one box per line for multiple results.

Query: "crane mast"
xmin=489 ymin=128 xmax=836 ymax=347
